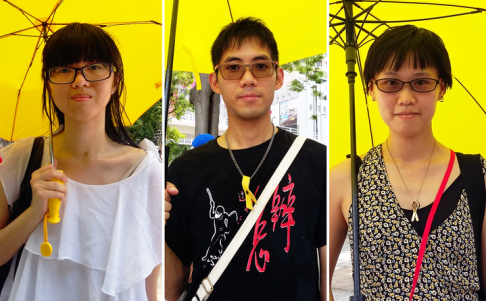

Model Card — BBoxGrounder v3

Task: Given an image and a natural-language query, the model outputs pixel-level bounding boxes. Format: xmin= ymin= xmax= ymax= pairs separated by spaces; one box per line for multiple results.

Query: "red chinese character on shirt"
xmin=281 ymin=175 xmax=296 ymax=253
xmin=270 ymin=174 xmax=296 ymax=253
xmin=246 ymin=211 xmax=270 ymax=272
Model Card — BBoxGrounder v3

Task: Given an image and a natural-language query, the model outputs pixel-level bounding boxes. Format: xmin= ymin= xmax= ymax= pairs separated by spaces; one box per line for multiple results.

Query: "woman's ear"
xmin=112 ymin=74 xmax=119 ymax=95
xmin=438 ymin=80 xmax=446 ymax=101
xmin=368 ymin=80 xmax=375 ymax=101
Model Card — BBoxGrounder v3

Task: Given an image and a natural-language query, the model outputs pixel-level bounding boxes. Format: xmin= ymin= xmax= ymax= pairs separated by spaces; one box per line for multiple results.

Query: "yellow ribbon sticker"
xmin=182 ymin=45 xmax=202 ymax=90
xmin=242 ymin=175 xmax=257 ymax=210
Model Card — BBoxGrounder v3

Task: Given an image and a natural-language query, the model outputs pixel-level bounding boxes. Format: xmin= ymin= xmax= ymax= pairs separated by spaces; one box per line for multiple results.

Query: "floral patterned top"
xmin=348 ymin=145 xmax=486 ymax=300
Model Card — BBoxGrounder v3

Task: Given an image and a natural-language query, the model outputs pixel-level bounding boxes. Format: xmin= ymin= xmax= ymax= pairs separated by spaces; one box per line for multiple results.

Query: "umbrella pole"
xmin=344 ymin=0 xmax=365 ymax=300
xmin=164 ymin=0 xmax=179 ymax=174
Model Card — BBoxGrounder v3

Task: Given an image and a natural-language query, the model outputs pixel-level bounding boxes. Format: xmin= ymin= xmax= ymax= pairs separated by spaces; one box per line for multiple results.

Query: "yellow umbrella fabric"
xmin=164 ymin=0 xmax=327 ymax=76
xmin=0 ymin=0 xmax=161 ymax=141
xmin=329 ymin=0 xmax=486 ymax=167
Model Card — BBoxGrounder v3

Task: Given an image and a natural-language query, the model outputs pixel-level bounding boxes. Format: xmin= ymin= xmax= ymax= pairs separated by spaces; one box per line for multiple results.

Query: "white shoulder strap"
xmin=192 ymin=136 xmax=307 ymax=301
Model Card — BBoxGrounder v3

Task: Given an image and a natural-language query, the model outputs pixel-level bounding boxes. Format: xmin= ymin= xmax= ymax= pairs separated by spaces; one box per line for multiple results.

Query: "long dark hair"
xmin=41 ymin=23 xmax=138 ymax=147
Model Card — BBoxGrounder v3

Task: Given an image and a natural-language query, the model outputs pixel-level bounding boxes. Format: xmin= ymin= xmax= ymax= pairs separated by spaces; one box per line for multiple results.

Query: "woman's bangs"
xmin=43 ymin=24 xmax=114 ymax=71
xmin=385 ymin=48 xmax=438 ymax=73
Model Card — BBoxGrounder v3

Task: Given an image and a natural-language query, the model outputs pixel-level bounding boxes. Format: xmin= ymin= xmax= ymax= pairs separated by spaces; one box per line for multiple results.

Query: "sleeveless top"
xmin=348 ymin=145 xmax=486 ymax=300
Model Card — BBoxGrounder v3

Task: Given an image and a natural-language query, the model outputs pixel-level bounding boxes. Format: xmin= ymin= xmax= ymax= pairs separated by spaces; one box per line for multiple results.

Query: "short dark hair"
xmin=364 ymin=25 xmax=452 ymax=93
xmin=42 ymin=23 xmax=138 ymax=148
xmin=211 ymin=17 xmax=279 ymax=69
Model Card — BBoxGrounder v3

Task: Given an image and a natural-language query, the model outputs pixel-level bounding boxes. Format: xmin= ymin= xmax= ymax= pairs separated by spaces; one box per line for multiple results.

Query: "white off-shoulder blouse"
xmin=0 ymin=137 xmax=162 ymax=301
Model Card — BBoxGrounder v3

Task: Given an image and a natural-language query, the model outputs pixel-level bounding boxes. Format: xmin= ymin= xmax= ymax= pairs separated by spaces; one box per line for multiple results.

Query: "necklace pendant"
xmin=411 ymin=200 xmax=420 ymax=222
xmin=242 ymin=175 xmax=257 ymax=210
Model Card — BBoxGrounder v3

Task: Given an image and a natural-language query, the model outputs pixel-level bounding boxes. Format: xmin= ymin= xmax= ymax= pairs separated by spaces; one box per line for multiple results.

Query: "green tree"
xmin=168 ymin=144 xmax=190 ymax=164
xmin=166 ymin=71 xmax=195 ymax=162
xmin=281 ymin=54 xmax=327 ymax=120
xmin=128 ymin=99 xmax=163 ymax=147
xmin=127 ymin=71 xmax=195 ymax=164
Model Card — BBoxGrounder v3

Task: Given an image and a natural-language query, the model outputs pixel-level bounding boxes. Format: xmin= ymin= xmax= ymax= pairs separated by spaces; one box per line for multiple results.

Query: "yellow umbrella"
xmin=164 ymin=0 xmax=327 ymax=87
xmin=0 ymin=0 xmax=162 ymax=141
xmin=329 ymin=0 xmax=486 ymax=168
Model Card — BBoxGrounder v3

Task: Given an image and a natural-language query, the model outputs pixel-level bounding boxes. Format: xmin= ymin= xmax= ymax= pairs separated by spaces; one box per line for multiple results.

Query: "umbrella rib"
xmin=3 ymin=34 xmax=42 ymax=38
xmin=92 ymin=21 xmax=162 ymax=26
xmin=330 ymin=39 xmax=345 ymax=49
xmin=352 ymin=0 xmax=381 ymax=21
xmin=330 ymin=14 xmax=346 ymax=22
xmin=356 ymin=47 xmax=375 ymax=148
xmin=359 ymin=39 xmax=374 ymax=47
xmin=20 ymin=10 xmax=38 ymax=30
xmin=47 ymin=0 xmax=64 ymax=22
xmin=45 ymin=1 xmax=63 ymax=37
xmin=10 ymin=34 xmax=44 ymax=141
xmin=357 ymin=23 xmax=384 ymax=47
xmin=329 ymin=25 xmax=346 ymax=47
xmin=453 ymin=76 xmax=486 ymax=116
xmin=330 ymin=6 xmax=344 ymax=23
xmin=354 ymin=3 xmax=375 ymax=43
xmin=358 ymin=11 xmax=483 ymax=23
xmin=353 ymin=22 xmax=378 ymax=40
xmin=226 ymin=0 xmax=234 ymax=23
xmin=3 ymin=0 xmax=43 ymax=24
xmin=357 ymin=0 xmax=486 ymax=11
xmin=0 ymin=26 xmax=39 ymax=39
xmin=352 ymin=1 xmax=391 ymax=29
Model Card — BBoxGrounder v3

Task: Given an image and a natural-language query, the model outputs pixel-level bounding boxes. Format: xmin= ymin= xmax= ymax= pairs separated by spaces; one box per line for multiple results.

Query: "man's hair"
xmin=42 ymin=23 xmax=138 ymax=147
xmin=364 ymin=25 xmax=452 ymax=93
xmin=211 ymin=17 xmax=279 ymax=68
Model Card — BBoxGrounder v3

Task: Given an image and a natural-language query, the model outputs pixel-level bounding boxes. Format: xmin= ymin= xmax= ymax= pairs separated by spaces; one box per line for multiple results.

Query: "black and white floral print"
xmin=348 ymin=145 xmax=486 ymax=300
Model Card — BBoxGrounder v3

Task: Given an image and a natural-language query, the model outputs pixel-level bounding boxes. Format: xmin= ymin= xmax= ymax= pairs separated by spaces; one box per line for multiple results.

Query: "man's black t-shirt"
xmin=166 ymin=129 xmax=326 ymax=301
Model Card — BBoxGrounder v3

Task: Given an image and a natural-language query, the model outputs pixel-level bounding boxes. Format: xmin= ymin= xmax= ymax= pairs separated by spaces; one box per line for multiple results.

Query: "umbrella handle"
xmin=40 ymin=214 xmax=53 ymax=257
xmin=46 ymin=171 xmax=64 ymax=224
xmin=41 ymin=171 xmax=64 ymax=257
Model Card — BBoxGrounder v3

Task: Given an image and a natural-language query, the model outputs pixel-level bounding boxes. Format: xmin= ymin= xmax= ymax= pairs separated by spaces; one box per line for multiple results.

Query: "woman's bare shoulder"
xmin=330 ymin=153 xmax=366 ymax=181
xmin=115 ymin=144 xmax=147 ymax=164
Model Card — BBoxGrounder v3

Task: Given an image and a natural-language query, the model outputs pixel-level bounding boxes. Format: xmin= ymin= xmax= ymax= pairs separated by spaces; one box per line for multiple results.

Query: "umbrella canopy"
xmin=164 ymin=0 xmax=327 ymax=76
xmin=329 ymin=0 xmax=486 ymax=167
xmin=0 ymin=0 xmax=162 ymax=141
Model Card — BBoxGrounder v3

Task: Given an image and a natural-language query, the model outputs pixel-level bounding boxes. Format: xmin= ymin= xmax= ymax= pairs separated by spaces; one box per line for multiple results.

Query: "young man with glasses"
xmin=165 ymin=18 xmax=327 ymax=301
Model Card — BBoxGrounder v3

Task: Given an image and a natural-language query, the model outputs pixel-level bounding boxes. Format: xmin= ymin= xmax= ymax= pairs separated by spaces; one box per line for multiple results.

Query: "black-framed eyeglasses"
xmin=47 ymin=63 xmax=114 ymax=84
xmin=215 ymin=60 xmax=278 ymax=80
xmin=374 ymin=78 xmax=440 ymax=93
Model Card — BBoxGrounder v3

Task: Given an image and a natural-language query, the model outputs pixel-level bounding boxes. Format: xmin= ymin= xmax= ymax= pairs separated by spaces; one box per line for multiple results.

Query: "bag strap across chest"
xmin=456 ymin=153 xmax=485 ymax=294
xmin=0 ymin=137 xmax=44 ymax=292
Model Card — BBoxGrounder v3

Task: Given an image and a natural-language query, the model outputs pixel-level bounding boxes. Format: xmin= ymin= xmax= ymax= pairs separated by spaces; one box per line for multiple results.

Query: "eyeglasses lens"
xmin=49 ymin=63 xmax=111 ymax=83
xmin=220 ymin=61 xmax=275 ymax=80
xmin=377 ymin=78 xmax=437 ymax=93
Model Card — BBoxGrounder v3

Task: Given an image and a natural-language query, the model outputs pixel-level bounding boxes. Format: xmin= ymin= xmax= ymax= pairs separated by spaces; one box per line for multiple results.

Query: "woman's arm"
xmin=0 ymin=164 xmax=67 ymax=265
xmin=328 ymin=160 xmax=353 ymax=301
xmin=145 ymin=263 xmax=161 ymax=301
xmin=481 ymin=174 xmax=486 ymax=287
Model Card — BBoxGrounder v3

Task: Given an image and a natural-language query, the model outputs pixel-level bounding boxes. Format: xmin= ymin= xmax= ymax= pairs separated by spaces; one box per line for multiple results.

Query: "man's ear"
xmin=209 ymin=72 xmax=220 ymax=94
xmin=275 ymin=68 xmax=284 ymax=90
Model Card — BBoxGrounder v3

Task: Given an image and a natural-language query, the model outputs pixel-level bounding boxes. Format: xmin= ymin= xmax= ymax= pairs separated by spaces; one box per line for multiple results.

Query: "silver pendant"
xmin=411 ymin=200 xmax=420 ymax=222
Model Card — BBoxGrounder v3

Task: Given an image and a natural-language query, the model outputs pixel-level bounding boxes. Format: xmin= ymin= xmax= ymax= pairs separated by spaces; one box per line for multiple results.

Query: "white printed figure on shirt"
xmin=201 ymin=188 xmax=238 ymax=266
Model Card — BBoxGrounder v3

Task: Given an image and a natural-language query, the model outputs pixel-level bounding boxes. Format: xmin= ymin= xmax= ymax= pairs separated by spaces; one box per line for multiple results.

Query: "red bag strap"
xmin=409 ymin=149 xmax=455 ymax=301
